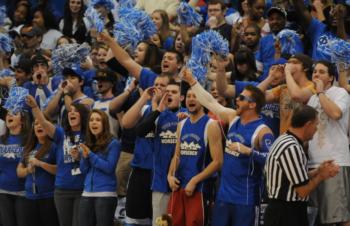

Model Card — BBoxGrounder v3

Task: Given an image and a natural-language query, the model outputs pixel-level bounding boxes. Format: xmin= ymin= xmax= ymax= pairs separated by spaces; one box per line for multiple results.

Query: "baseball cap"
xmin=267 ymin=7 xmax=287 ymax=18
xmin=21 ymin=26 xmax=43 ymax=37
xmin=62 ymin=66 xmax=85 ymax=80
xmin=289 ymin=54 xmax=313 ymax=73
xmin=271 ymin=58 xmax=287 ymax=66
xmin=31 ymin=54 xmax=48 ymax=67
xmin=94 ymin=69 xmax=118 ymax=84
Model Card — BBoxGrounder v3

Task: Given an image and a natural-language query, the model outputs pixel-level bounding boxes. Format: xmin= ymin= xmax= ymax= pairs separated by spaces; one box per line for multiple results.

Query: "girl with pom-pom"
xmin=0 ymin=107 xmax=32 ymax=226
xmin=17 ymin=95 xmax=60 ymax=226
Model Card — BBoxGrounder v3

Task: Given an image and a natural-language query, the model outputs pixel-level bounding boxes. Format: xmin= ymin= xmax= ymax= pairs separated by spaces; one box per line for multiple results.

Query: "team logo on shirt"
xmin=261 ymin=104 xmax=279 ymax=119
xmin=63 ymin=134 xmax=81 ymax=163
xmin=316 ymin=34 xmax=335 ymax=58
xmin=0 ymin=144 xmax=23 ymax=159
xmin=180 ymin=141 xmax=201 ymax=156
xmin=225 ymin=140 xmax=240 ymax=157
xmin=159 ymin=130 xmax=177 ymax=144
xmin=145 ymin=132 xmax=155 ymax=138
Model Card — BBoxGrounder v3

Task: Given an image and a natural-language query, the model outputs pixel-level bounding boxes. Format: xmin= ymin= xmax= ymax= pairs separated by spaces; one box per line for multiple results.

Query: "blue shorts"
xmin=212 ymin=200 xmax=256 ymax=226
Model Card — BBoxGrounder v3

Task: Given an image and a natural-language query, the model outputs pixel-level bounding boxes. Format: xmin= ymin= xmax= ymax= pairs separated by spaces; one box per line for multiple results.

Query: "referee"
xmin=264 ymin=105 xmax=339 ymax=226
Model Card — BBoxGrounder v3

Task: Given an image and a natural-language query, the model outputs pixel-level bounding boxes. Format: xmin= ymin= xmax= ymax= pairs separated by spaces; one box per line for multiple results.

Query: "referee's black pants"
xmin=264 ymin=199 xmax=308 ymax=226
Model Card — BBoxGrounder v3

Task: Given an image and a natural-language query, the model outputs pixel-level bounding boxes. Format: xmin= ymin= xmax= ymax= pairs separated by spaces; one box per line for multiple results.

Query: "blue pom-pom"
xmin=4 ymin=87 xmax=29 ymax=114
xmin=91 ymin=0 xmax=115 ymax=10
xmin=52 ymin=43 xmax=91 ymax=75
xmin=119 ymin=0 xmax=136 ymax=8
xmin=177 ymin=2 xmax=202 ymax=27
xmin=328 ymin=38 xmax=350 ymax=69
xmin=187 ymin=30 xmax=229 ymax=82
xmin=114 ymin=7 xmax=157 ymax=52
xmin=0 ymin=68 xmax=14 ymax=77
xmin=114 ymin=22 xmax=143 ymax=51
xmin=85 ymin=6 xmax=105 ymax=33
xmin=277 ymin=29 xmax=299 ymax=56
xmin=0 ymin=33 xmax=12 ymax=53
xmin=0 ymin=6 xmax=6 ymax=26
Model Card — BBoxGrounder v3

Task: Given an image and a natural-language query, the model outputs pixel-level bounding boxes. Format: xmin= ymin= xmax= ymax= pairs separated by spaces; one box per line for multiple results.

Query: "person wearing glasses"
xmin=182 ymin=69 xmax=274 ymax=226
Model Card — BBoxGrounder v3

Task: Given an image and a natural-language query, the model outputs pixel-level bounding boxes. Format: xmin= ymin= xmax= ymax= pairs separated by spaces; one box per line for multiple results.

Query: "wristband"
xmin=317 ymin=91 xmax=324 ymax=97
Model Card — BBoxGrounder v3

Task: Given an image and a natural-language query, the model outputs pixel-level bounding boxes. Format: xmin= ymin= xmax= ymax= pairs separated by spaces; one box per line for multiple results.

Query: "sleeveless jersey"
xmin=151 ymin=108 xmax=183 ymax=193
xmin=176 ymin=114 xmax=212 ymax=192
xmin=217 ymin=116 xmax=267 ymax=205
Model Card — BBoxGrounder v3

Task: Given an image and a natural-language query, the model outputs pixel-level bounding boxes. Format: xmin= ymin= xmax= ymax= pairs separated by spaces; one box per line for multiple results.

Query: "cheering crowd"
xmin=0 ymin=0 xmax=350 ymax=226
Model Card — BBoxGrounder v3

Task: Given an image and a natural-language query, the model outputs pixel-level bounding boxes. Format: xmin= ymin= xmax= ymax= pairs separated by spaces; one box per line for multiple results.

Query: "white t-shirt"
xmin=40 ymin=29 xmax=63 ymax=50
xmin=307 ymin=86 xmax=350 ymax=167
xmin=225 ymin=12 xmax=241 ymax=26
xmin=0 ymin=119 xmax=5 ymax=136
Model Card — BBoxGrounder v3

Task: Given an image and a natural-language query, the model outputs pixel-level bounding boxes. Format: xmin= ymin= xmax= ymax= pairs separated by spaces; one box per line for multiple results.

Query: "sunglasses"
xmin=237 ymin=94 xmax=255 ymax=103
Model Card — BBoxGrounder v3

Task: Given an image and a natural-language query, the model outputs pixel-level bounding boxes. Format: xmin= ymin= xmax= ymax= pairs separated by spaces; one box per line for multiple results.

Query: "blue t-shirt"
xmin=163 ymin=36 xmax=174 ymax=51
xmin=140 ymin=68 xmax=158 ymax=90
xmin=307 ymin=18 xmax=339 ymax=61
xmin=54 ymin=127 xmax=85 ymax=190
xmin=176 ymin=115 xmax=211 ymax=192
xmin=23 ymin=82 xmax=52 ymax=110
xmin=23 ymin=143 xmax=57 ymax=199
xmin=0 ymin=135 xmax=25 ymax=192
xmin=256 ymin=32 xmax=303 ymax=74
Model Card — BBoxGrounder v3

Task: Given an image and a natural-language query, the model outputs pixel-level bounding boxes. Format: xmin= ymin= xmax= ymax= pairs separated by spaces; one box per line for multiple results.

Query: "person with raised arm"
xmin=17 ymin=95 xmax=59 ymax=226
xmin=182 ymin=69 xmax=274 ymax=226
xmin=99 ymin=32 xmax=183 ymax=90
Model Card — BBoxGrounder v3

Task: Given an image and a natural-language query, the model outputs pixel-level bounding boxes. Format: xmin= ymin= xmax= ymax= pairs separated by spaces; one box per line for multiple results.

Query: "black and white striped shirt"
xmin=265 ymin=132 xmax=309 ymax=202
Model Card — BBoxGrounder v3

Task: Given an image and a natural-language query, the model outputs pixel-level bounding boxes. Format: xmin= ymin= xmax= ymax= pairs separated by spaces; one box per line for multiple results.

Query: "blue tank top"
xmin=151 ymin=108 xmax=183 ymax=193
xmin=176 ymin=114 xmax=211 ymax=192
xmin=217 ymin=116 xmax=267 ymax=205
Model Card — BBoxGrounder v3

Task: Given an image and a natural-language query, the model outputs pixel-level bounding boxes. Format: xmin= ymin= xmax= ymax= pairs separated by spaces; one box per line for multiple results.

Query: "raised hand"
xmin=181 ymin=68 xmax=196 ymax=86
xmin=157 ymin=92 xmax=169 ymax=112
xmin=141 ymin=87 xmax=155 ymax=100
xmin=313 ymin=78 xmax=324 ymax=94
xmin=98 ymin=31 xmax=114 ymax=45
xmin=25 ymin=95 xmax=38 ymax=109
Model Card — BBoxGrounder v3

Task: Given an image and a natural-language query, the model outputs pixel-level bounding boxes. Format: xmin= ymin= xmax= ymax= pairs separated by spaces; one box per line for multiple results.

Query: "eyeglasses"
xmin=237 ymin=94 xmax=255 ymax=103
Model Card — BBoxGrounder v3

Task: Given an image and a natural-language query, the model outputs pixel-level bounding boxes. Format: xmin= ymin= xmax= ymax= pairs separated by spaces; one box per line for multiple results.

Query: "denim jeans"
xmin=54 ymin=189 xmax=82 ymax=226
xmin=79 ymin=196 xmax=117 ymax=226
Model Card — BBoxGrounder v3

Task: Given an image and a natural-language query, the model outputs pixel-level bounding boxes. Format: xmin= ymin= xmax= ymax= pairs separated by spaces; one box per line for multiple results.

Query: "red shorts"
xmin=167 ymin=188 xmax=204 ymax=226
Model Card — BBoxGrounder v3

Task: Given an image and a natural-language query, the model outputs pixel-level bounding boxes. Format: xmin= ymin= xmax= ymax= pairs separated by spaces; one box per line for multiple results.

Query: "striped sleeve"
xmin=277 ymin=144 xmax=309 ymax=187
